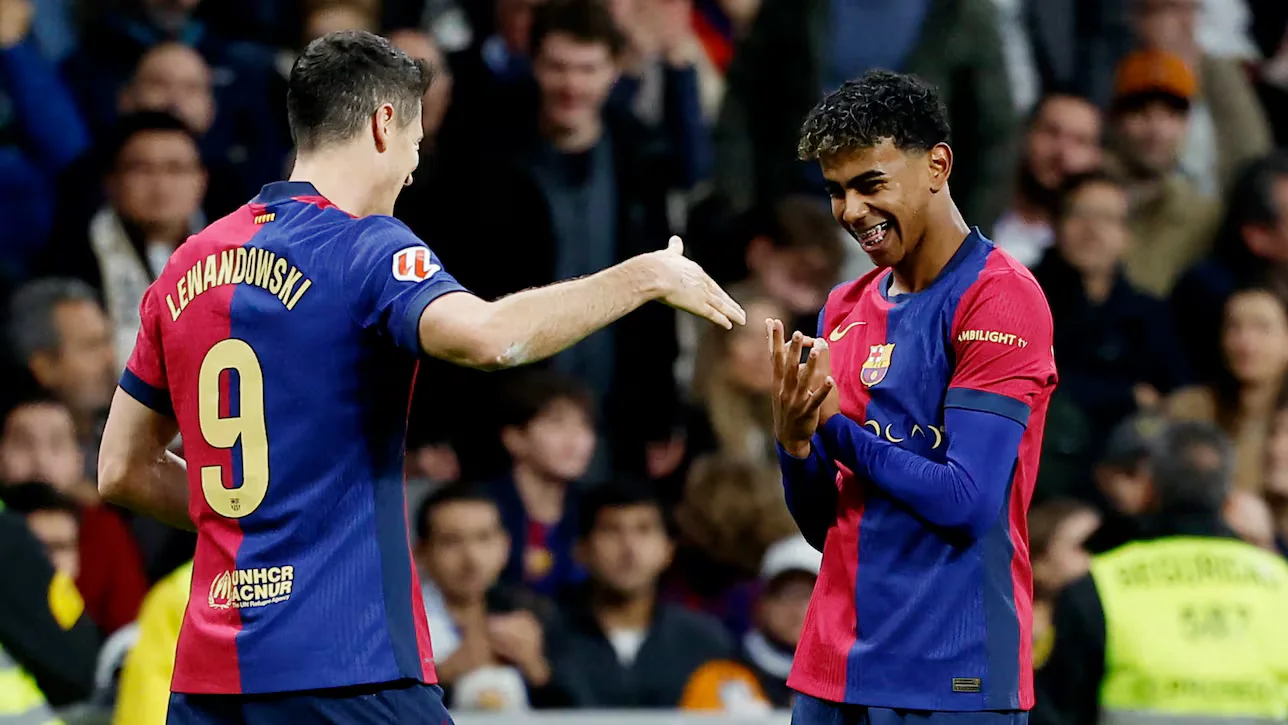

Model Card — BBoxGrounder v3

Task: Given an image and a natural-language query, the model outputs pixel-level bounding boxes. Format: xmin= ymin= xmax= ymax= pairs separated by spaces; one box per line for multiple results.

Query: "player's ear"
xmin=372 ymin=103 xmax=397 ymax=152
xmin=927 ymin=142 xmax=953 ymax=193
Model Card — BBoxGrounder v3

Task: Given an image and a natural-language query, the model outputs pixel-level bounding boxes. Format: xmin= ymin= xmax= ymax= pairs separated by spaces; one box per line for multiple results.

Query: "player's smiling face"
xmin=820 ymin=138 xmax=936 ymax=268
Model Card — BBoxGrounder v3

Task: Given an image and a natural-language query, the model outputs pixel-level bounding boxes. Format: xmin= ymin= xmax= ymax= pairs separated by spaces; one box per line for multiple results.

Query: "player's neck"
xmin=512 ymin=463 xmax=568 ymax=525
xmin=591 ymin=586 xmax=655 ymax=632
xmin=892 ymin=202 xmax=972 ymax=293
xmin=288 ymin=154 xmax=387 ymax=217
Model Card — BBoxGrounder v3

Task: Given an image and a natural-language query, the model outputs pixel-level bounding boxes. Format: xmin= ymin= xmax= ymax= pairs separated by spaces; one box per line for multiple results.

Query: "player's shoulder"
xmin=825 ymin=267 xmax=886 ymax=311
xmin=964 ymin=238 xmax=1050 ymax=307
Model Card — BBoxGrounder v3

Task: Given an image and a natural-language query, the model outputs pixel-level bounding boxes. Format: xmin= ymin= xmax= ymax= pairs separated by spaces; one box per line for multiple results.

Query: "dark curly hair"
xmin=797 ymin=70 xmax=952 ymax=162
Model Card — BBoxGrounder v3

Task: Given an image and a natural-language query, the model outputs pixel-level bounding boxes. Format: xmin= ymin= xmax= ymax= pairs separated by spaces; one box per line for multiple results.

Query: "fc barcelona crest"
xmin=860 ymin=343 xmax=895 ymax=386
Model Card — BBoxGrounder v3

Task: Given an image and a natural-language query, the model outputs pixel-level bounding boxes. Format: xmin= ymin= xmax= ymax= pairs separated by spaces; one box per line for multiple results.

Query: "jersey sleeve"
xmin=346 ymin=217 xmax=469 ymax=356
xmin=119 ymin=284 xmax=174 ymax=417
xmin=945 ymin=270 xmax=1057 ymax=427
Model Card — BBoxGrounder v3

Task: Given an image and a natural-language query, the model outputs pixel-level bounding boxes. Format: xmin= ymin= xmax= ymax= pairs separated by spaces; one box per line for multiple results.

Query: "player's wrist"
xmin=781 ymin=438 xmax=812 ymax=459
xmin=620 ymin=254 xmax=668 ymax=301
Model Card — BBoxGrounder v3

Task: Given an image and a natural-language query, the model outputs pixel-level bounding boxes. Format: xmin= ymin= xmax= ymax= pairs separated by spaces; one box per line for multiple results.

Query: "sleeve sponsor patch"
xmin=392 ymin=246 xmax=441 ymax=283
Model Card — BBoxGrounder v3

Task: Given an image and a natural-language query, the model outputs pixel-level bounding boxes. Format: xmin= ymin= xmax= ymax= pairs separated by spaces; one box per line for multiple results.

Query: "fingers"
xmin=701 ymin=304 xmax=733 ymax=330
xmin=705 ymin=281 xmax=746 ymax=326
xmin=801 ymin=376 xmax=836 ymax=415
xmin=798 ymin=341 xmax=823 ymax=390
xmin=768 ymin=318 xmax=786 ymax=383
xmin=783 ymin=331 xmax=805 ymax=392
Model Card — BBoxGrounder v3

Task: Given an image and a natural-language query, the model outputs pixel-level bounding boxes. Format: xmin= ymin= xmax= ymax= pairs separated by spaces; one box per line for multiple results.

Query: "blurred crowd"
xmin=1 ymin=0 xmax=1287 ymax=722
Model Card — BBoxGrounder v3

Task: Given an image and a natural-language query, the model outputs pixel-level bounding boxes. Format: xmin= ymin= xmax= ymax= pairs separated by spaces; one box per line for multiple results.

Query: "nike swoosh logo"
xmin=829 ymin=321 xmax=866 ymax=341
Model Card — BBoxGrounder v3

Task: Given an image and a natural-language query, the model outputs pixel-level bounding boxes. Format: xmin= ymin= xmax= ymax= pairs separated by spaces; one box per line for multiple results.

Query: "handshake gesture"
xmin=767 ymin=319 xmax=839 ymax=459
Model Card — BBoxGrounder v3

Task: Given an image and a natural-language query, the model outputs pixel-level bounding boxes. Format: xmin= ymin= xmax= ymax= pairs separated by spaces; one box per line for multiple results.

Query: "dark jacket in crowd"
xmin=404 ymin=93 xmax=685 ymax=475
xmin=547 ymin=587 xmax=734 ymax=708
xmin=0 ymin=510 xmax=100 ymax=707
xmin=1033 ymin=250 xmax=1190 ymax=444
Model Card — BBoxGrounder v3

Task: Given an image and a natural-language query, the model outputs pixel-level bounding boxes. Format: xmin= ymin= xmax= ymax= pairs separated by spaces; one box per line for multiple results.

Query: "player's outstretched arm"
xmin=98 ymin=389 xmax=193 ymax=532
xmin=417 ymin=236 xmax=745 ymax=370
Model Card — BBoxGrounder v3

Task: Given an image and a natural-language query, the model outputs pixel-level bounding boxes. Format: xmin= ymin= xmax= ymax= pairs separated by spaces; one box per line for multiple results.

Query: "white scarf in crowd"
xmin=88 ymin=207 xmax=199 ymax=371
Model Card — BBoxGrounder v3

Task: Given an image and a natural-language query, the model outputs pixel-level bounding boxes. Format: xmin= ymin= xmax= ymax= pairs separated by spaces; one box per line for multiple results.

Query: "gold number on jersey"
xmin=197 ymin=339 xmax=269 ymax=518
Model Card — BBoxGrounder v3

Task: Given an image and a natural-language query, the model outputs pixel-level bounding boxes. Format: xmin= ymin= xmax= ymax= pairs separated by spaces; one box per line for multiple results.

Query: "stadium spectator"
xmin=1250 ymin=3 xmax=1288 ymax=146
xmin=1027 ymin=500 xmax=1100 ymax=670
xmin=115 ymin=43 xmax=250 ymax=217
xmin=683 ymin=290 xmax=786 ymax=470
xmin=676 ymin=195 xmax=842 ymax=404
xmin=606 ymin=0 xmax=717 ymax=169
xmin=0 ymin=394 xmax=148 ymax=633
xmin=1130 ymin=0 xmax=1272 ymax=196
xmin=1262 ymin=398 xmax=1288 ymax=553
xmin=7 ymin=279 xmax=116 ymax=454
xmin=737 ymin=196 xmax=844 ymax=329
xmin=664 ymin=455 xmax=795 ymax=636
xmin=548 ymin=480 xmax=732 ymax=707
xmin=1031 ymin=171 xmax=1190 ymax=442
xmin=448 ymin=0 xmax=689 ymax=477
xmin=41 ymin=113 xmax=207 ymax=369
xmin=714 ymin=0 xmax=1016 ymax=231
xmin=679 ymin=533 xmax=820 ymax=712
xmin=1036 ymin=421 xmax=1288 ymax=725
xmin=1171 ymin=151 xmax=1288 ymax=383
xmin=0 ymin=0 xmax=91 ymax=277
xmin=61 ymin=0 xmax=277 ymax=146
xmin=0 ymin=505 xmax=101 ymax=717
xmin=488 ymin=371 xmax=596 ymax=597
xmin=112 ymin=560 xmax=192 ymax=725
xmin=1106 ymin=48 xmax=1220 ymax=297
xmin=1025 ymin=0 xmax=1134 ymax=108
xmin=1222 ymin=488 xmax=1277 ymax=550
xmin=992 ymin=92 xmax=1103 ymax=268
xmin=1166 ymin=286 xmax=1288 ymax=493
xmin=0 ymin=480 xmax=82 ymax=580
xmin=414 ymin=485 xmax=563 ymax=709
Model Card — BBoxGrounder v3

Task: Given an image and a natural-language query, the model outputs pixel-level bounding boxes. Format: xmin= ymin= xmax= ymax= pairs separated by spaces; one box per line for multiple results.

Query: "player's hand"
xmin=644 ymin=236 xmax=747 ymax=330
xmin=769 ymin=319 xmax=835 ymax=458
xmin=804 ymin=335 xmax=840 ymax=425
xmin=488 ymin=612 xmax=550 ymax=685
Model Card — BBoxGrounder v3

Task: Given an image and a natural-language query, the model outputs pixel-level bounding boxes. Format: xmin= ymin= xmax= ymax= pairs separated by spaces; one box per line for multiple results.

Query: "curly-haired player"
xmin=768 ymin=71 xmax=1058 ymax=725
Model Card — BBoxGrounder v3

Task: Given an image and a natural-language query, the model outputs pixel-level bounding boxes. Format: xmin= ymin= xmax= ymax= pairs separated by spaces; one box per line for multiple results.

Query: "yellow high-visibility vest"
xmin=0 ymin=646 xmax=61 ymax=725
xmin=1090 ymin=536 xmax=1288 ymax=725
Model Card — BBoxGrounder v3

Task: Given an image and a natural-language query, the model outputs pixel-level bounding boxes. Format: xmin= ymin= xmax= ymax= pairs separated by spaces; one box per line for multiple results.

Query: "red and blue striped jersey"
xmin=788 ymin=230 xmax=1057 ymax=710
xmin=120 ymin=181 xmax=467 ymax=695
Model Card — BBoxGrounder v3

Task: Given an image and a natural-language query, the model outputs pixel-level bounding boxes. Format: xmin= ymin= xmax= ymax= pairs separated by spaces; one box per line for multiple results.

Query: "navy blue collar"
xmin=881 ymin=226 xmax=983 ymax=300
xmin=254 ymin=181 xmax=323 ymax=204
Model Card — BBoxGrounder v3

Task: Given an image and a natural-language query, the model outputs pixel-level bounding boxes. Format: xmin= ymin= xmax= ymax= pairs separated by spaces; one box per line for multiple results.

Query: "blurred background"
xmin=0 ymin=0 xmax=1286 ymax=722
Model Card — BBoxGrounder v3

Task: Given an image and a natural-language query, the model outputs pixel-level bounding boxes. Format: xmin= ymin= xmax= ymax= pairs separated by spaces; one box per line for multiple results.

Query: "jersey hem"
xmin=170 ymin=672 xmax=437 ymax=696
xmin=787 ymin=680 xmax=1027 ymax=712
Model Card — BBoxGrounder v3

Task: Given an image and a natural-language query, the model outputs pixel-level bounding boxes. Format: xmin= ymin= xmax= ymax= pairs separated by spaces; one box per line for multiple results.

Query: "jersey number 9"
xmin=198 ymin=339 xmax=270 ymax=518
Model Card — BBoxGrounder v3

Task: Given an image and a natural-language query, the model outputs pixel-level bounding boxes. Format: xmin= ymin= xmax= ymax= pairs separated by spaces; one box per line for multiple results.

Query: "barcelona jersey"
xmin=789 ymin=230 xmax=1057 ymax=710
xmin=120 ymin=181 xmax=466 ymax=694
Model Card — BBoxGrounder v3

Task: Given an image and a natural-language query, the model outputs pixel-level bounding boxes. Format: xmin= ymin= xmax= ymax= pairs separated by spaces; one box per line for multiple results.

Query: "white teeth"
xmin=857 ymin=222 xmax=888 ymax=245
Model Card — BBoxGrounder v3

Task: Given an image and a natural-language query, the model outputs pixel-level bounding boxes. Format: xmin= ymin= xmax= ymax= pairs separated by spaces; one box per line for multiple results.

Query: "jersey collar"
xmin=254 ymin=181 xmax=325 ymax=205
